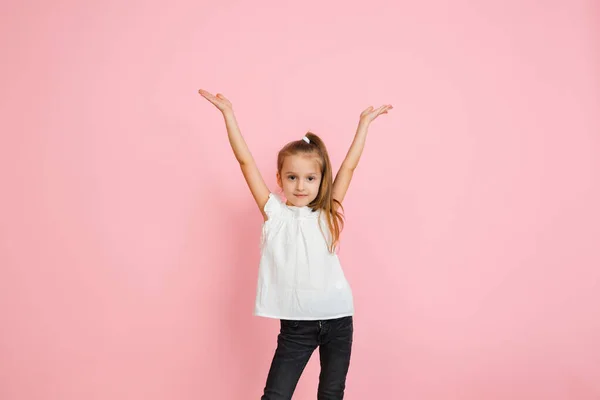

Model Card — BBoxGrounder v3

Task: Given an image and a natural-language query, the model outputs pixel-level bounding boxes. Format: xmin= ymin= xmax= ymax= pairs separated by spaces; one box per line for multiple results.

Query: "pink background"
xmin=1 ymin=0 xmax=599 ymax=399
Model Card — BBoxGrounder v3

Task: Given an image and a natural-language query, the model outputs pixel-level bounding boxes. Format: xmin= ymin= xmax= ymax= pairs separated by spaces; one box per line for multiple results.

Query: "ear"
xmin=276 ymin=171 xmax=282 ymax=188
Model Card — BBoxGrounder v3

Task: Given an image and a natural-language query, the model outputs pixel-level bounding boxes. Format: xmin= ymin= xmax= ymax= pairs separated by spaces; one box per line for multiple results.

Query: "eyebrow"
xmin=284 ymin=171 xmax=318 ymax=175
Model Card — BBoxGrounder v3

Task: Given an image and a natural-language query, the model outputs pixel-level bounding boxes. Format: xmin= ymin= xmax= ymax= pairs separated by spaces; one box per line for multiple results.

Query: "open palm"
xmin=198 ymin=89 xmax=233 ymax=114
xmin=360 ymin=104 xmax=393 ymax=124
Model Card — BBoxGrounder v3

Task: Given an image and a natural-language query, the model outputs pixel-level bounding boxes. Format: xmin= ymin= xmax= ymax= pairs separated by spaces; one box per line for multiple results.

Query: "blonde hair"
xmin=277 ymin=132 xmax=345 ymax=253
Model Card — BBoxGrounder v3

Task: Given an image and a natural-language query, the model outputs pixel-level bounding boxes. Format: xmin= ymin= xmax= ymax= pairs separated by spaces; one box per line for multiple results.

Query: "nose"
xmin=297 ymin=180 xmax=304 ymax=190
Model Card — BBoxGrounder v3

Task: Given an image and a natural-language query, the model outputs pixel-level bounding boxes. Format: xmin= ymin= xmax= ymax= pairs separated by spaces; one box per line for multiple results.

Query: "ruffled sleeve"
xmin=264 ymin=193 xmax=283 ymax=219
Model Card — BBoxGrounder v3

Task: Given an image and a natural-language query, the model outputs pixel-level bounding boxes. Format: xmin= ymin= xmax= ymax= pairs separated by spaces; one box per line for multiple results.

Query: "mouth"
xmin=294 ymin=194 xmax=308 ymax=198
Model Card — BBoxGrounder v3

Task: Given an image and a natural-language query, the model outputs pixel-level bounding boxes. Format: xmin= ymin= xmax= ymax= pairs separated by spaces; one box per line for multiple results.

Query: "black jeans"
xmin=261 ymin=316 xmax=353 ymax=400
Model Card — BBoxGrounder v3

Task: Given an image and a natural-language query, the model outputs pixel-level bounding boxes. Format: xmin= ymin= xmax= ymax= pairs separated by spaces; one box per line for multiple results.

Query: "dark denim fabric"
xmin=261 ymin=316 xmax=353 ymax=400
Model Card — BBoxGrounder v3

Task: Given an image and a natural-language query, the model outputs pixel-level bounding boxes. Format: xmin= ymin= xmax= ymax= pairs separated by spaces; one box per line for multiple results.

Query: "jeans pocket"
xmin=280 ymin=319 xmax=300 ymax=329
xmin=337 ymin=316 xmax=354 ymax=335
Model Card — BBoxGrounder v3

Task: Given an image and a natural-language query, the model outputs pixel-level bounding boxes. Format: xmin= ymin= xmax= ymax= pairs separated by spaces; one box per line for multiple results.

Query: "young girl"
xmin=198 ymin=89 xmax=392 ymax=400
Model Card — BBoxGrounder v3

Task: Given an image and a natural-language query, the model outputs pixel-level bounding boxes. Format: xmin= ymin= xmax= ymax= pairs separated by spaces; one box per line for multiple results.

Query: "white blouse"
xmin=254 ymin=193 xmax=354 ymax=320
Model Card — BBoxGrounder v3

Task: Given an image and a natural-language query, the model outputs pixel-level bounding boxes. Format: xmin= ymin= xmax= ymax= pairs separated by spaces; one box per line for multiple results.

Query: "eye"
xmin=308 ymin=177 xmax=315 ymax=181
xmin=288 ymin=176 xmax=296 ymax=181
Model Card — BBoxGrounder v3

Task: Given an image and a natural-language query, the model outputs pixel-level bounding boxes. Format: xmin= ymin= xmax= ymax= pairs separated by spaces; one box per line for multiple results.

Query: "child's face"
xmin=277 ymin=153 xmax=322 ymax=207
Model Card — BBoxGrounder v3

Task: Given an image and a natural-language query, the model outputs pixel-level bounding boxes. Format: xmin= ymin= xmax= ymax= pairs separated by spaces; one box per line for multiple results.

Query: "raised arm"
xmin=198 ymin=89 xmax=270 ymax=220
xmin=332 ymin=104 xmax=393 ymax=206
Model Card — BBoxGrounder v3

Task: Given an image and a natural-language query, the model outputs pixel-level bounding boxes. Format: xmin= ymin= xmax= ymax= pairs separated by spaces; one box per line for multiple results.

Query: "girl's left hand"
xmin=359 ymin=104 xmax=393 ymax=125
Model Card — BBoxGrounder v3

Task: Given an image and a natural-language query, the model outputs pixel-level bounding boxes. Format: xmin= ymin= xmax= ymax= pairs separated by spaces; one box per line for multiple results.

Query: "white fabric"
xmin=254 ymin=193 xmax=354 ymax=320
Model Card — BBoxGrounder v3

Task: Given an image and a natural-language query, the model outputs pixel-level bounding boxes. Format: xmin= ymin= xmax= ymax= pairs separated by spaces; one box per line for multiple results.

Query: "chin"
xmin=288 ymin=194 xmax=312 ymax=204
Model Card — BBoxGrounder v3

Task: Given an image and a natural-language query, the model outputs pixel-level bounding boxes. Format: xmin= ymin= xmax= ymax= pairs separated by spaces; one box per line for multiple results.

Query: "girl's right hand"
xmin=198 ymin=89 xmax=233 ymax=115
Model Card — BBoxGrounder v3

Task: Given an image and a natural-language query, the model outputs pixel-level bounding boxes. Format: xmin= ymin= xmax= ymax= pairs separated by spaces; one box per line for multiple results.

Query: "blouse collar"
xmin=285 ymin=204 xmax=317 ymax=218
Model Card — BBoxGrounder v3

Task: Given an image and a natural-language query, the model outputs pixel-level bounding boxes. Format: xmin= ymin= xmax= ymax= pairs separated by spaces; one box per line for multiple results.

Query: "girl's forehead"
xmin=282 ymin=154 xmax=321 ymax=173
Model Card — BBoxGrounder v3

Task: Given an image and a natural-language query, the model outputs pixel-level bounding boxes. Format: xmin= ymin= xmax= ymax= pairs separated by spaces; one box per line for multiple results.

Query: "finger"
xmin=199 ymin=91 xmax=217 ymax=102
xmin=199 ymin=93 xmax=220 ymax=106
xmin=375 ymin=105 xmax=388 ymax=115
